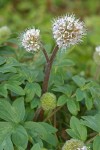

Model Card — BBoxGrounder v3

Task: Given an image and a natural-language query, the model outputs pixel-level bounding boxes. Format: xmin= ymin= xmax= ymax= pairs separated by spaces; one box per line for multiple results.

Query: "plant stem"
xmin=41 ymin=47 xmax=49 ymax=62
xmin=86 ymin=134 xmax=98 ymax=144
xmin=34 ymin=45 xmax=59 ymax=121
xmin=44 ymin=106 xmax=63 ymax=122
xmin=42 ymin=45 xmax=59 ymax=93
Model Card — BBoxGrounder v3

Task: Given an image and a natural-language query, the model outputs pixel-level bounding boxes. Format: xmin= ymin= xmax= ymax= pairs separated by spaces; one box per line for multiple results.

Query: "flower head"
xmin=62 ymin=139 xmax=87 ymax=150
xmin=40 ymin=92 xmax=57 ymax=111
xmin=20 ymin=28 xmax=41 ymax=52
xmin=93 ymin=46 xmax=100 ymax=65
xmin=52 ymin=14 xmax=86 ymax=49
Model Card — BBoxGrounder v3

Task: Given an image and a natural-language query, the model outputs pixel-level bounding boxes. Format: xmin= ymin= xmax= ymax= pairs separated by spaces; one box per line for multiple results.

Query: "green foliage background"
xmin=0 ymin=0 xmax=100 ymax=150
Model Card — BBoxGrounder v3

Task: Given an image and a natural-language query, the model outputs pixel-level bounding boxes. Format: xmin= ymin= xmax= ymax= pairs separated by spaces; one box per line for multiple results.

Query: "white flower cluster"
xmin=95 ymin=46 xmax=100 ymax=55
xmin=52 ymin=14 xmax=86 ymax=49
xmin=20 ymin=28 xmax=41 ymax=52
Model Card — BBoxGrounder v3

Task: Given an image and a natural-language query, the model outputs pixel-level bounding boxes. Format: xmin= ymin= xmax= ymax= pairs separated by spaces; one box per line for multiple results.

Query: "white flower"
xmin=95 ymin=46 xmax=100 ymax=55
xmin=20 ymin=28 xmax=41 ymax=52
xmin=52 ymin=14 xmax=86 ymax=49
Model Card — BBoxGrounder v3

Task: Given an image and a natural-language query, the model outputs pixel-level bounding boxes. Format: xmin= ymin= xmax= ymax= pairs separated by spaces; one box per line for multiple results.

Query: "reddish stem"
xmin=41 ymin=47 xmax=49 ymax=62
xmin=34 ymin=45 xmax=59 ymax=121
xmin=42 ymin=45 xmax=59 ymax=93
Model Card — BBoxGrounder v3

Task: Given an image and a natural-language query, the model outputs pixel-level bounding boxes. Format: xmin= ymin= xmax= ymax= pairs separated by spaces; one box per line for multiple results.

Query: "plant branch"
xmin=42 ymin=45 xmax=59 ymax=93
xmin=41 ymin=47 xmax=49 ymax=62
xmin=34 ymin=45 xmax=59 ymax=121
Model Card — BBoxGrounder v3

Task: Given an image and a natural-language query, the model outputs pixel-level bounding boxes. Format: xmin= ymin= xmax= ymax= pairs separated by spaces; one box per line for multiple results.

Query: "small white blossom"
xmin=95 ymin=46 xmax=100 ymax=55
xmin=52 ymin=14 xmax=86 ymax=49
xmin=20 ymin=28 xmax=41 ymax=52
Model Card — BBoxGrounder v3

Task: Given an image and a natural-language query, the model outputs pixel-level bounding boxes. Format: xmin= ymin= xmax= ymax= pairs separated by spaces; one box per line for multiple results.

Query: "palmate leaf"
xmin=0 ymin=98 xmax=25 ymax=123
xmin=24 ymin=121 xmax=58 ymax=147
xmin=66 ymin=116 xmax=87 ymax=141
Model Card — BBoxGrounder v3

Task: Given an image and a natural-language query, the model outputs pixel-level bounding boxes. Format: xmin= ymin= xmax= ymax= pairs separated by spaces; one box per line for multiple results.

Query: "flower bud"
xmin=62 ymin=139 xmax=87 ymax=150
xmin=40 ymin=92 xmax=56 ymax=111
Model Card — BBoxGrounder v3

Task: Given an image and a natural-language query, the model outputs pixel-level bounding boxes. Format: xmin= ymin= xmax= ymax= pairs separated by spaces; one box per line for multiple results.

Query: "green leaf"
xmin=33 ymin=83 xmax=41 ymax=97
xmin=67 ymin=99 xmax=79 ymax=115
xmin=52 ymin=84 xmax=73 ymax=97
xmin=0 ymin=98 xmax=24 ymax=123
xmin=6 ymin=57 xmax=20 ymax=67
xmin=0 ymin=84 xmax=8 ymax=98
xmin=5 ymin=83 xmax=25 ymax=96
xmin=2 ymin=136 xmax=14 ymax=150
xmin=24 ymin=121 xmax=58 ymax=146
xmin=0 ymin=56 xmax=6 ymax=65
xmin=39 ymin=122 xmax=57 ymax=134
xmin=24 ymin=82 xmax=35 ymax=102
xmin=0 ymin=99 xmax=18 ymax=122
xmin=76 ymin=88 xmax=85 ymax=101
xmin=30 ymin=97 xmax=40 ymax=109
xmin=67 ymin=129 xmax=79 ymax=139
xmin=93 ymin=136 xmax=100 ymax=150
xmin=24 ymin=121 xmax=47 ymax=138
xmin=57 ymin=95 xmax=68 ymax=106
xmin=0 ymin=122 xmax=13 ymax=145
xmin=31 ymin=143 xmax=41 ymax=150
xmin=85 ymin=97 xmax=93 ymax=110
xmin=12 ymin=125 xmax=28 ymax=149
xmin=12 ymin=97 xmax=25 ymax=122
xmin=42 ymin=133 xmax=58 ymax=147
xmin=82 ymin=114 xmax=100 ymax=132
xmin=25 ymin=82 xmax=41 ymax=102
xmin=72 ymin=75 xmax=86 ymax=87
xmin=0 ymin=65 xmax=17 ymax=73
xmin=66 ymin=116 xmax=87 ymax=141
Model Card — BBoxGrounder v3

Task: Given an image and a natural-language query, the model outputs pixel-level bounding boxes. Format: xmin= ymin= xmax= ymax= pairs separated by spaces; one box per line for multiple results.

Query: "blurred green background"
xmin=0 ymin=0 xmax=100 ymax=78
